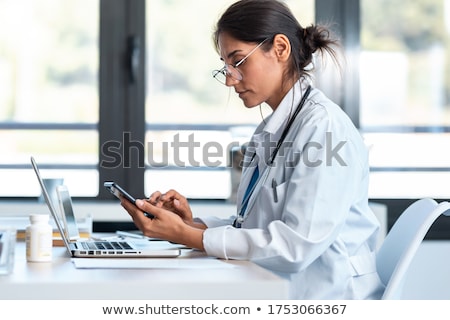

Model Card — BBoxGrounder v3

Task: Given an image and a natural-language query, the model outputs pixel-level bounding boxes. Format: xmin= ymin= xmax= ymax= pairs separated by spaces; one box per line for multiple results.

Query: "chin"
xmin=241 ymin=99 xmax=261 ymax=109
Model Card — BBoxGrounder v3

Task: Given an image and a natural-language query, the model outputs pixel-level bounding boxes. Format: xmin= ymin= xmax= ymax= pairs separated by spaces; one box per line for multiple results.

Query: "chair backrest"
xmin=376 ymin=198 xmax=450 ymax=299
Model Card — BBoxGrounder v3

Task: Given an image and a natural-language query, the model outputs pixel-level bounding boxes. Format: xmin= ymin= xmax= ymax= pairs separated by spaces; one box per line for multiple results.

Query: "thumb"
xmin=135 ymin=199 xmax=146 ymax=208
xmin=135 ymin=199 xmax=158 ymax=216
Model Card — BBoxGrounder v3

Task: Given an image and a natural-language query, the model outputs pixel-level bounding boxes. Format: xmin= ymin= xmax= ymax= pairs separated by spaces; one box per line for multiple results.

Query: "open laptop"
xmin=30 ymin=156 xmax=180 ymax=258
xmin=56 ymin=184 xmax=81 ymax=241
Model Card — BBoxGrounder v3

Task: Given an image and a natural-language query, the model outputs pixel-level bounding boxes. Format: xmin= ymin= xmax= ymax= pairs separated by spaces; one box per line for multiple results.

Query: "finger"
xmin=121 ymin=198 xmax=146 ymax=229
xmin=120 ymin=197 xmax=135 ymax=212
xmin=135 ymin=199 xmax=162 ymax=218
xmin=148 ymin=191 xmax=163 ymax=204
xmin=160 ymin=189 xmax=185 ymax=203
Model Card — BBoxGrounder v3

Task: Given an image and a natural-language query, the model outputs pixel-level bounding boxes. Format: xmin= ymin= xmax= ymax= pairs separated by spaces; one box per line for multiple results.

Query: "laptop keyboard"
xmin=80 ymin=241 xmax=133 ymax=251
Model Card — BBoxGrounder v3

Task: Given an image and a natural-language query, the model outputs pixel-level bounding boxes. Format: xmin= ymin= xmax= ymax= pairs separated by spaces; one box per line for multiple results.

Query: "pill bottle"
xmin=26 ymin=214 xmax=53 ymax=262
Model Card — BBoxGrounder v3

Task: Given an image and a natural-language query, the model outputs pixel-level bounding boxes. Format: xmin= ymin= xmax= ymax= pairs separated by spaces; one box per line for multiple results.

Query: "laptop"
xmin=56 ymin=184 xmax=81 ymax=241
xmin=30 ymin=156 xmax=181 ymax=258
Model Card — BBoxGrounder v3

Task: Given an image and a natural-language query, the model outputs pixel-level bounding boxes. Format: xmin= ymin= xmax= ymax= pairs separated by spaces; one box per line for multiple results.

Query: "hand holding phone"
xmin=104 ymin=181 xmax=154 ymax=219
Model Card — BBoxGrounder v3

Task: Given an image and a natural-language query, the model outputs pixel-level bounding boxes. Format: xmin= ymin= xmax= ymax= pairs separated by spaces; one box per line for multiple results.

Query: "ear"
xmin=272 ymin=34 xmax=291 ymax=62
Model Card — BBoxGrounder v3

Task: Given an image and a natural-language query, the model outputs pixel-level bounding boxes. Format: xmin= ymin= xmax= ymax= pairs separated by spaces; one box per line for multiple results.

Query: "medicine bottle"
xmin=26 ymin=214 xmax=53 ymax=262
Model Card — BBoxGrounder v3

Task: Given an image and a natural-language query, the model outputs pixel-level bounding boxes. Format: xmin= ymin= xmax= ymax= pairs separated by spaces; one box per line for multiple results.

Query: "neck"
xmin=268 ymin=77 xmax=300 ymax=111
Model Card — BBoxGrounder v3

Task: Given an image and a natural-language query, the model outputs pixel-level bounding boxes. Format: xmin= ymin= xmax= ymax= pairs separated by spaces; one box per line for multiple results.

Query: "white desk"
xmin=0 ymin=240 xmax=289 ymax=300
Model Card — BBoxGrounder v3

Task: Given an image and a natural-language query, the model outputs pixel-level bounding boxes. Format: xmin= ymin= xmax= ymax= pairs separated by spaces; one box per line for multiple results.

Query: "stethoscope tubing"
xmin=234 ymin=85 xmax=312 ymax=227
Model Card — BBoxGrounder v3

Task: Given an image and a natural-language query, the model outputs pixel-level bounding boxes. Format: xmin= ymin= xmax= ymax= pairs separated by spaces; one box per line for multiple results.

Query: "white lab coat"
xmin=199 ymin=80 xmax=385 ymax=299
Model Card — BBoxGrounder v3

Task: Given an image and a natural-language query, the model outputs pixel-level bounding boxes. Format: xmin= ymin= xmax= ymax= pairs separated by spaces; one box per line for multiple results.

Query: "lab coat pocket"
xmin=257 ymin=180 xmax=288 ymax=223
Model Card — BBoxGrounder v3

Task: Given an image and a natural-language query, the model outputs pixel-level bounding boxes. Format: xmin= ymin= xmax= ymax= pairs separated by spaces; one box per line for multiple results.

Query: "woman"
xmin=122 ymin=0 xmax=385 ymax=299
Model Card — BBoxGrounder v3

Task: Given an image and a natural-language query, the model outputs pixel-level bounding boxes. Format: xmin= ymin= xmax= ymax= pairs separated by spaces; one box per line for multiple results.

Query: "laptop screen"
xmin=30 ymin=156 xmax=73 ymax=255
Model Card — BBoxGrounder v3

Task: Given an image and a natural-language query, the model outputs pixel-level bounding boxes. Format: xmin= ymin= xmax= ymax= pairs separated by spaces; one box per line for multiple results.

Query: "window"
xmin=0 ymin=0 xmax=99 ymax=197
xmin=360 ymin=0 xmax=450 ymax=199
xmin=0 ymin=0 xmax=313 ymax=200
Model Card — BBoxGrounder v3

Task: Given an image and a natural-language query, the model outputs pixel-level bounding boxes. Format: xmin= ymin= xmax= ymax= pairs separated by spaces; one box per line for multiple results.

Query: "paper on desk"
xmin=72 ymin=257 xmax=235 ymax=269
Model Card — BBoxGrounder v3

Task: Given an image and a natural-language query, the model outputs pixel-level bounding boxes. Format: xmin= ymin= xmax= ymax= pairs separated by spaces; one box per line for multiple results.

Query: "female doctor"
xmin=122 ymin=0 xmax=385 ymax=299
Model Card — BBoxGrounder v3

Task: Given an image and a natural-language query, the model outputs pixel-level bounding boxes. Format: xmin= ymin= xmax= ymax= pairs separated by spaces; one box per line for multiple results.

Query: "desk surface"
xmin=0 ymin=240 xmax=288 ymax=300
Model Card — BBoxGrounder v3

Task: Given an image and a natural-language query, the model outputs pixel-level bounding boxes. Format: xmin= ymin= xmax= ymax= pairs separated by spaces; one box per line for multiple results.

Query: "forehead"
xmin=217 ymin=32 xmax=254 ymax=60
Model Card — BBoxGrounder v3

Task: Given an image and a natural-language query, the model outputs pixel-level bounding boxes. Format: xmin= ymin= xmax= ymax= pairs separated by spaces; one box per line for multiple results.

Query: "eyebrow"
xmin=220 ymin=49 xmax=243 ymax=62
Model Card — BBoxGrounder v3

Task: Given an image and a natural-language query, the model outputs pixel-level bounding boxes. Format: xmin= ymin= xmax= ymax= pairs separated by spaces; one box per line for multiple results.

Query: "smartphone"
xmin=104 ymin=181 xmax=154 ymax=219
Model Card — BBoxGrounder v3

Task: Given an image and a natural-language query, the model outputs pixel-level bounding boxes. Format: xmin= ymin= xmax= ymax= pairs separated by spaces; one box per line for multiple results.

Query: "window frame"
xmin=98 ymin=0 xmax=146 ymax=199
xmin=1 ymin=0 xmax=449 ymax=238
xmin=324 ymin=0 xmax=450 ymax=238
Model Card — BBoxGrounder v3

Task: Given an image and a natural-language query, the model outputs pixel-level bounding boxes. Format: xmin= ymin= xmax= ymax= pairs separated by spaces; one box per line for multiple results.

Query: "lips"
xmin=236 ymin=90 xmax=248 ymax=98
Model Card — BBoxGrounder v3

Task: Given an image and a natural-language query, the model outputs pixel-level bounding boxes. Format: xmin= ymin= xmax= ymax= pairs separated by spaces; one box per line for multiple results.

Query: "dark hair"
xmin=213 ymin=0 xmax=340 ymax=81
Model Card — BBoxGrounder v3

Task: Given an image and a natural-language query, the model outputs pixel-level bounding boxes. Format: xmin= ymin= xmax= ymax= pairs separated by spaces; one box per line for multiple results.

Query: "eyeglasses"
xmin=212 ymin=38 xmax=268 ymax=85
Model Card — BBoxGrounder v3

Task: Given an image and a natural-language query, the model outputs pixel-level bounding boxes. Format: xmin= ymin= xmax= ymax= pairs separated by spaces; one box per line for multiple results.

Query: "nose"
xmin=225 ymin=75 xmax=239 ymax=87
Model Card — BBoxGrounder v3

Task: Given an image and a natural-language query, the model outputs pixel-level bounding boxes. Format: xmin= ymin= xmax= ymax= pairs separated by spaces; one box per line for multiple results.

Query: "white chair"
xmin=376 ymin=198 xmax=450 ymax=299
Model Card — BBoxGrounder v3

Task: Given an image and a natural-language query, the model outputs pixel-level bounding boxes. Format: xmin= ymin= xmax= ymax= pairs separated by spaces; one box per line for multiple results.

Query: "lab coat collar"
xmin=262 ymin=79 xmax=311 ymax=136
xmin=249 ymin=79 xmax=311 ymax=168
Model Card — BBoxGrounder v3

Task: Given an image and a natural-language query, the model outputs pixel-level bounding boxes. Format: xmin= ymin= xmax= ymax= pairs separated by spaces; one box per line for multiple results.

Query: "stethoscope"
xmin=233 ymin=85 xmax=312 ymax=228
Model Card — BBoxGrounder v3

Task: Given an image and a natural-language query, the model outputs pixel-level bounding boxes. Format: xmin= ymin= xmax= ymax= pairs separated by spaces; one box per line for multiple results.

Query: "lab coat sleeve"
xmin=202 ymin=103 xmax=369 ymax=273
xmin=194 ymin=216 xmax=235 ymax=228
